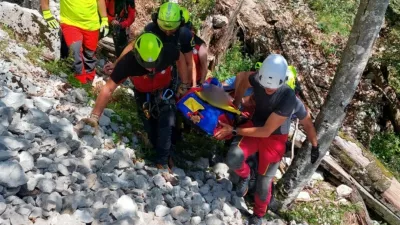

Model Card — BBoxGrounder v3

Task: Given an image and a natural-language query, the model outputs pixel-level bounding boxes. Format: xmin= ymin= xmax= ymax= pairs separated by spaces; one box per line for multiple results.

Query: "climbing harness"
xmin=143 ymin=88 xmax=175 ymax=120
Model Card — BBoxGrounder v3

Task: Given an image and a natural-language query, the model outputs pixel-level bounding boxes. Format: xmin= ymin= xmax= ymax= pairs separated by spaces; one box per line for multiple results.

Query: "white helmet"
xmin=258 ymin=54 xmax=288 ymax=89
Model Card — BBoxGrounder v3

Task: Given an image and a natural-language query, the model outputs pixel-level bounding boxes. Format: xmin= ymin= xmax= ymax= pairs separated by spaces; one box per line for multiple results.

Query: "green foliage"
xmin=213 ymin=41 xmax=256 ymax=81
xmin=180 ymin=0 xmax=216 ymax=32
xmin=0 ymin=24 xmax=16 ymax=40
xmin=370 ymin=132 xmax=400 ymax=180
xmin=283 ymin=183 xmax=359 ymax=225
xmin=43 ymin=59 xmax=73 ymax=76
xmin=379 ymin=24 xmax=400 ymax=93
xmin=284 ymin=201 xmax=358 ymax=225
xmin=305 ymin=0 xmax=359 ymax=36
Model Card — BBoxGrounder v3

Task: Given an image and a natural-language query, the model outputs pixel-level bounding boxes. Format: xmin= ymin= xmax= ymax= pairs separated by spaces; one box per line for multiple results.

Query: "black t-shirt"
xmin=144 ymin=22 xmax=194 ymax=54
xmin=194 ymin=34 xmax=205 ymax=46
xmin=110 ymin=43 xmax=179 ymax=84
xmin=249 ymin=72 xmax=296 ymax=135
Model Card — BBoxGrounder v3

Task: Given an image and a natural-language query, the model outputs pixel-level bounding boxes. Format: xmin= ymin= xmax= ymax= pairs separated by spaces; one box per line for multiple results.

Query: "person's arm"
xmin=97 ymin=0 xmax=108 ymax=18
xmin=91 ymin=79 xmax=119 ymax=117
xmin=184 ymin=52 xmax=194 ymax=86
xmin=176 ymin=52 xmax=190 ymax=84
xmin=191 ymin=56 xmax=197 ymax=87
xmin=120 ymin=7 xmax=136 ymax=29
xmin=233 ymin=72 xmax=253 ymax=107
xmin=115 ymin=42 xmax=134 ymax=64
xmin=299 ymin=110 xmax=318 ymax=147
xmin=236 ymin=113 xmax=288 ymax=137
xmin=198 ymin=44 xmax=208 ymax=84
xmin=40 ymin=0 xmax=50 ymax=11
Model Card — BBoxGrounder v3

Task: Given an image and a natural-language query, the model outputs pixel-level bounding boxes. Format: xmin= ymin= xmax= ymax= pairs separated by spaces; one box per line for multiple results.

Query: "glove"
xmin=103 ymin=62 xmax=115 ymax=75
xmin=82 ymin=113 xmax=100 ymax=128
xmin=311 ymin=145 xmax=320 ymax=164
xmin=100 ymin=17 xmax=109 ymax=37
xmin=43 ymin=10 xmax=59 ymax=29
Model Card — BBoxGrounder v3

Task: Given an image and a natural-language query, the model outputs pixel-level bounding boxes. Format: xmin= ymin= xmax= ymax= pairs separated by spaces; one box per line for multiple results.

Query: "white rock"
xmin=338 ymin=198 xmax=350 ymax=205
xmin=19 ymin=151 xmax=34 ymax=172
xmin=0 ymin=88 xmax=26 ymax=109
xmin=155 ymin=205 xmax=170 ymax=217
xmin=37 ymin=178 xmax=56 ymax=193
xmin=336 ymin=184 xmax=353 ymax=198
xmin=57 ymin=164 xmax=70 ymax=176
xmin=312 ymin=170 xmax=324 ymax=181
xmin=0 ymin=161 xmax=28 ymax=187
xmin=74 ymin=209 xmax=94 ymax=223
xmin=33 ymin=97 xmax=56 ymax=113
xmin=212 ymin=163 xmax=229 ymax=177
xmin=205 ymin=214 xmax=223 ymax=225
xmin=71 ymin=89 xmax=88 ymax=103
xmin=153 ymin=174 xmax=166 ymax=187
xmin=0 ymin=202 xmax=6 ymax=215
xmin=112 ymin=195 xmax=138 ymax=220
xmin=296 ymin=191 xmax=311 ymax=201
xmin=191 ymin=216 xmax=202 ymax=225
xmin=49 ymin=213 xmax=81 ymax=225
xmin=266 ymin=219 xmax=287 ymax=225
xmin=171 ymin=206 xmax=190 ymax=223
xmin=55 ymin=142 xmax=71 ymax=157
xmin=222 ymin=203 xmax=234 ymax=217
xmin=36 ymin=157 xmax=53 ymax=169
xmin=33 ymin=218 xmax=49 ymax=225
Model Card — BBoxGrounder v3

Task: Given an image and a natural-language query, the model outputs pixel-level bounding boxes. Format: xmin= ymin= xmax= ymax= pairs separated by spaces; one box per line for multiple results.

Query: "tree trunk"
xmin=272 ymin=0 xmax=390 ymax=212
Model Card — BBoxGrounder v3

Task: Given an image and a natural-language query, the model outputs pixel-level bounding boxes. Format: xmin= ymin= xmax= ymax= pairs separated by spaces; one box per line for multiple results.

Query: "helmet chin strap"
xmin=148 ymin=69 xmax=156 ymax=78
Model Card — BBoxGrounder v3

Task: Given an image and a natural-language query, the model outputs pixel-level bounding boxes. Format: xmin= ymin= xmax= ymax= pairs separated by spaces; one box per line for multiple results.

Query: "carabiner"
xmin=162 ymin=89 xmax=174 ymax=100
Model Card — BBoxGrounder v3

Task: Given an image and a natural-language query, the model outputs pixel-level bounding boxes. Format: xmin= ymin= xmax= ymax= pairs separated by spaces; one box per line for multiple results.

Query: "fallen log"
xmin=287 ymin=125 xmax=400 ymax=224
xmin=348 ymin=185 xmax=373 ymax=225
xmin=321 ymin=156 xmax=400 ymax=225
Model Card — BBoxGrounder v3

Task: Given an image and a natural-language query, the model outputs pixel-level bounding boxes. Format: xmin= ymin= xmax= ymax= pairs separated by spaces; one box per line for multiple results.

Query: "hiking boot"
xmin=248 ymin=214 xmax=262 ymax=225
xmin=236 ymin=175 xmax=251 ymax=197
xmin=156 ymin=164 xmax=172 ymax=174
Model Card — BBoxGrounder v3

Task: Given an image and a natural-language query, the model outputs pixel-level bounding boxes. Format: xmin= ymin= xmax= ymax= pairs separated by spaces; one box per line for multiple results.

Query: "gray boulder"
xmin=25 ymin=108 xmax=51 ymax=129
xmin=0 ymin=88 xmax=26 ymax=110
xmin=0 ymin=2 xmax=60 ymax=59
xmin=37 ymin=178 xmax=56 ymax=193
xmin=0 ymin=150 xmax=15 ymax=161
xmin=0 ymin=107 xmax=14 ymax=127
xmin=0 ymin=161 xmax=28 ymax=187
xmin=33 ymin=97 xmax=56 ymax=113
xmin=73 ymin=209 xmax=94 ymax=223
xmin=55 ymin=142 xmax=71 ymax=157
xmin=19 ymin=151 xmax=34 ymax=172
xmin=0 ymin=136 xmax=31 ymax=151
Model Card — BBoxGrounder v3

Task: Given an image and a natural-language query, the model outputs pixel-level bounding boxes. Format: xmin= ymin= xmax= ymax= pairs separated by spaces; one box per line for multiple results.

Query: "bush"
xmin=305 ymin=0 xmax=359 ymax=36
xmin=213 ymin=41 xmax=256 ymax=81
xmin=180 ymin=0 xmax=215 ymax=32
xmin=370 ymin=132 xmax=400 ymax=179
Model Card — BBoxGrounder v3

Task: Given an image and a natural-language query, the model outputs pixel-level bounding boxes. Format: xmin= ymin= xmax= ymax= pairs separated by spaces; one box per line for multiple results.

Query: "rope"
xmin=291 ymin=118 xmax=299 ymax=161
